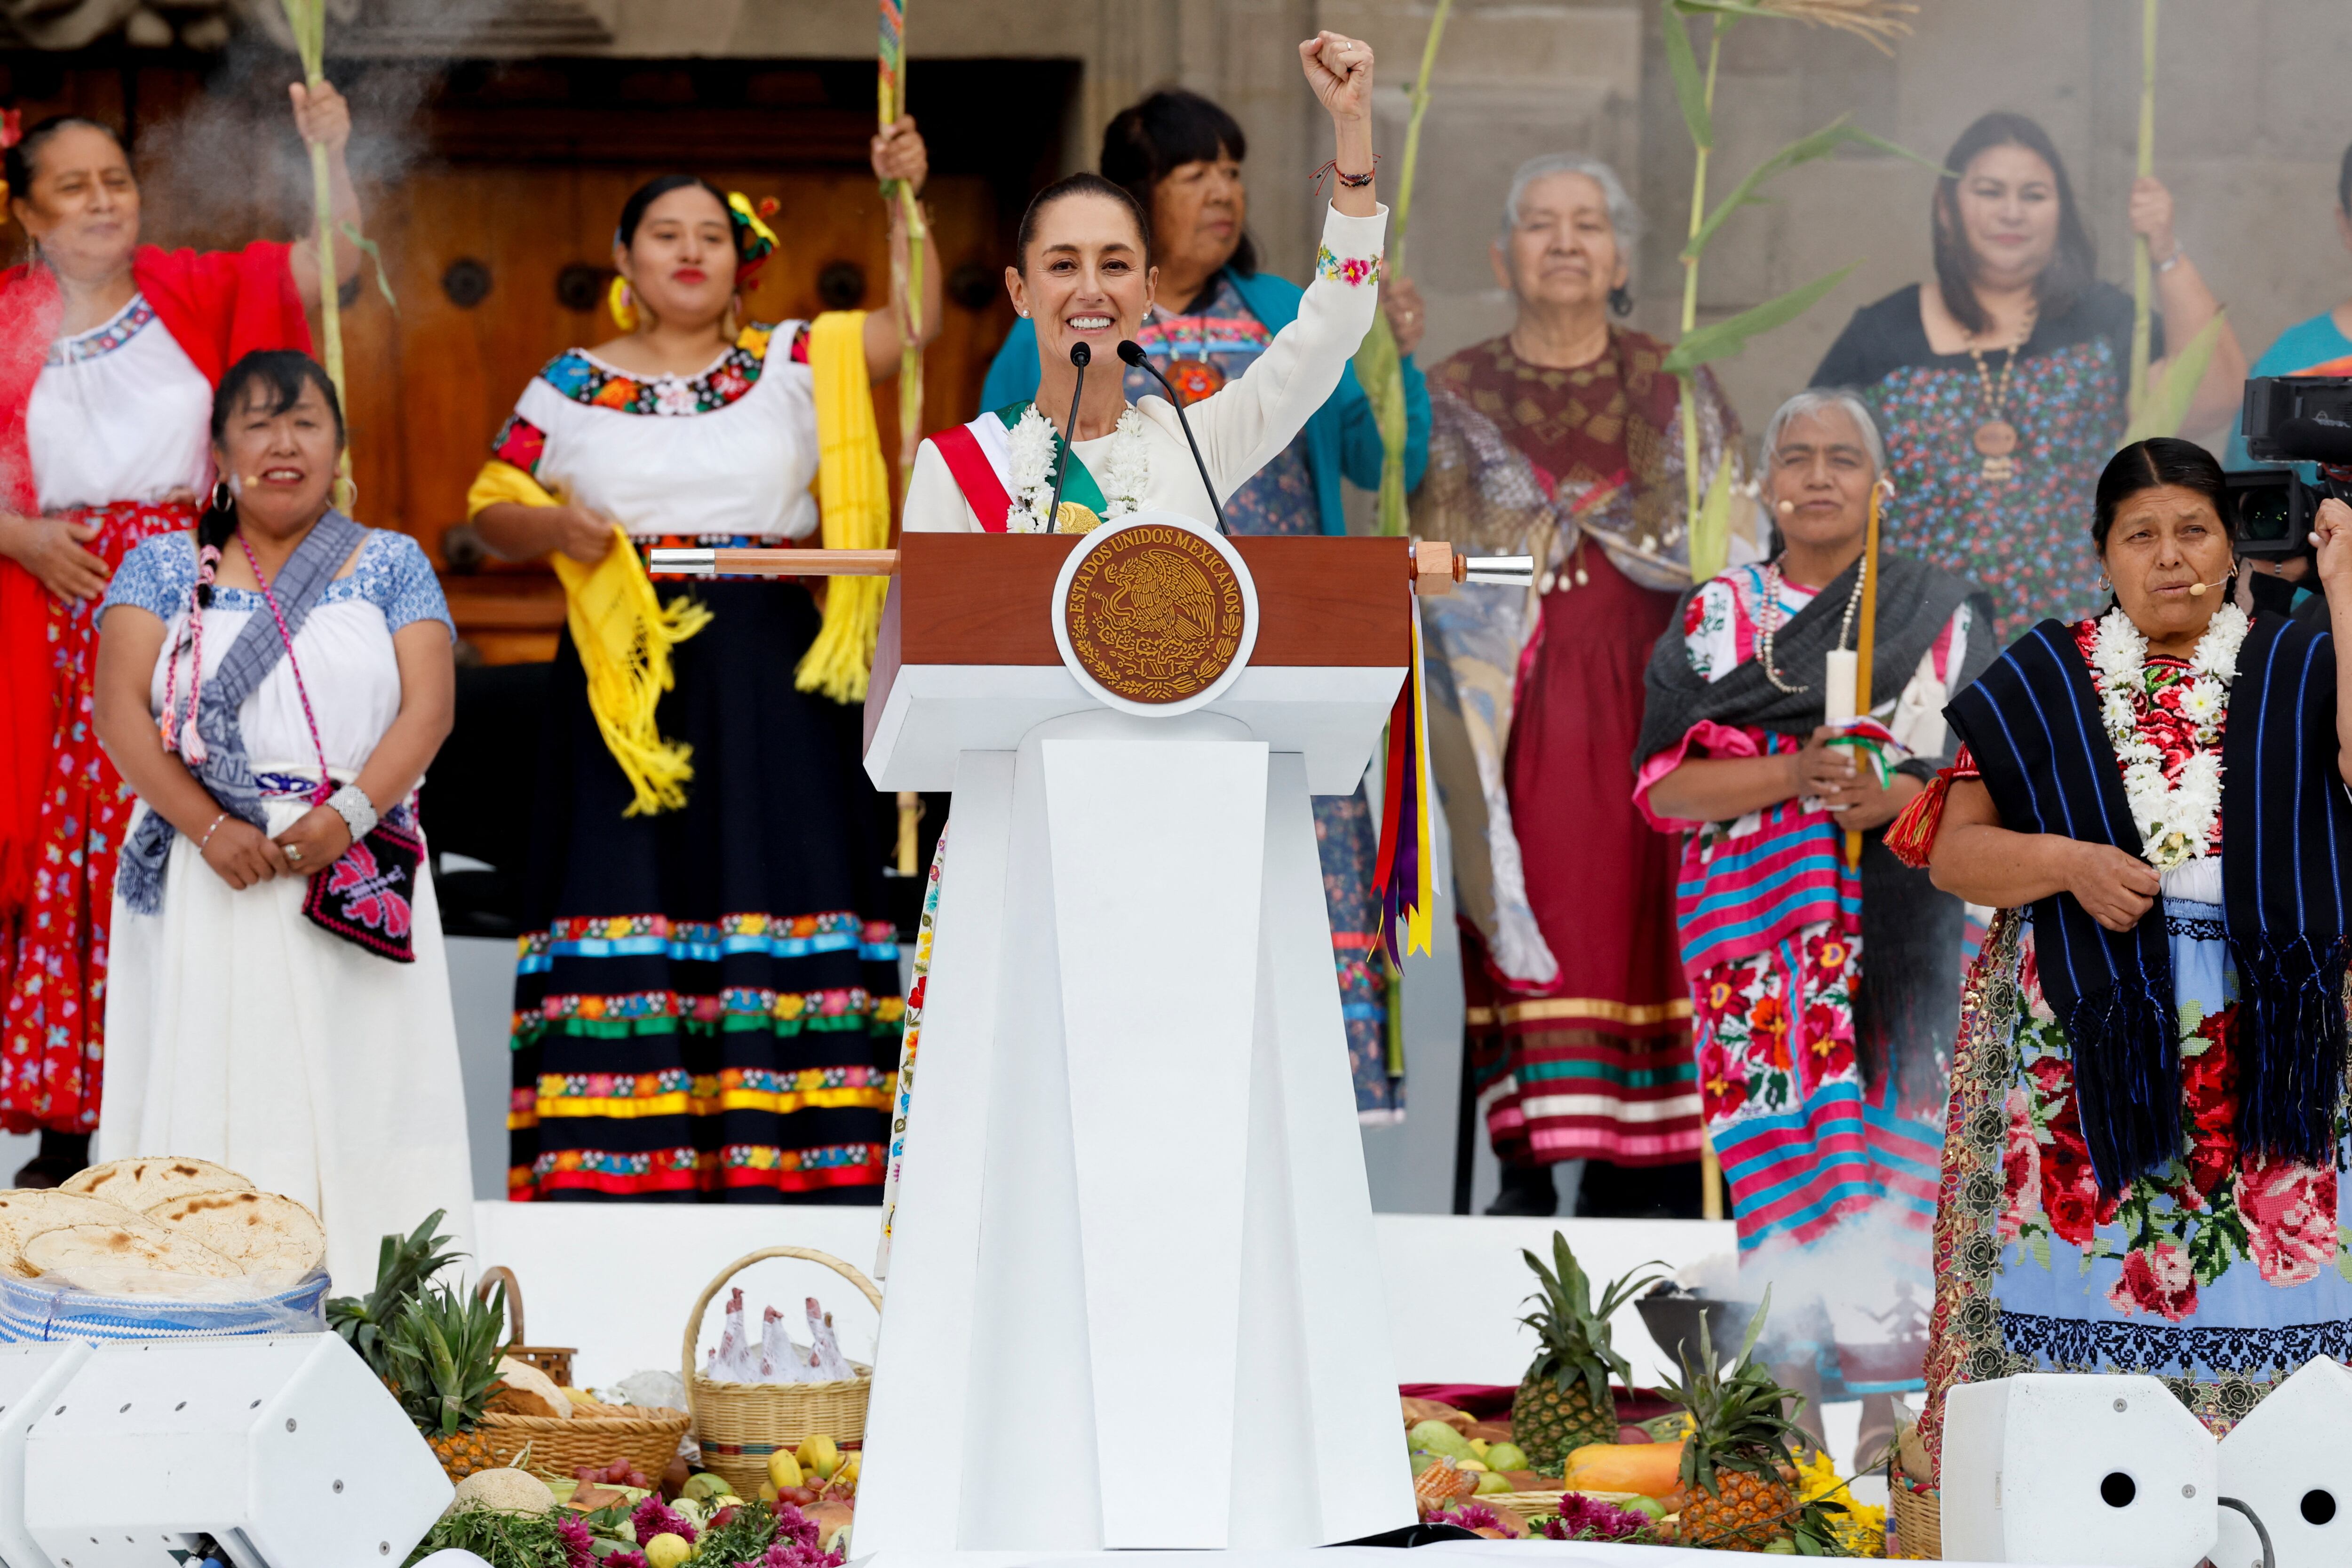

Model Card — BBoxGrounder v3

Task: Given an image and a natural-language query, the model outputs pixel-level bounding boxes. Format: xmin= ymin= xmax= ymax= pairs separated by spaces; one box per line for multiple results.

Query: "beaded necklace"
xmin=1755 ymin=554 xmax=1867 ymax=696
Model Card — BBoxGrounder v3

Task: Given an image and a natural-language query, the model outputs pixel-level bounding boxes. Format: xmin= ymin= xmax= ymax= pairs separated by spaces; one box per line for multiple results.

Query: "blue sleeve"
xmin=368 ymin=531 xmax=456 ymax=638
xmin=1335 ymin=348 xmax=1431 ymax=493
xmin=978 ymin=319 xmax=1041 ymax=416
xmin=97 ymin=533 xmax=194 ymax=624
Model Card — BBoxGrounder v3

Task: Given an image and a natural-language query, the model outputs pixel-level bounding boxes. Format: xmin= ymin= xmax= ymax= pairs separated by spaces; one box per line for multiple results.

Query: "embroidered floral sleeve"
xmin=492 ymin=413 xmax=547 ymax=475
xmin=358 ymin=531 xmax=456 ymax=636
xmin=96 ymin=532 xmax=195 ymax=624
xmin=1314 ymin=245 xmax=1381 ymax=288
xmin=790 ymin=321 xmax=811 ymax=364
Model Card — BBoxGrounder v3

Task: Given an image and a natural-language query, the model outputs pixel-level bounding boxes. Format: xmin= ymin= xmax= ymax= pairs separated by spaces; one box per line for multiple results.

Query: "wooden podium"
xmin=852 ymin=523 xmax=1417 ymax=1556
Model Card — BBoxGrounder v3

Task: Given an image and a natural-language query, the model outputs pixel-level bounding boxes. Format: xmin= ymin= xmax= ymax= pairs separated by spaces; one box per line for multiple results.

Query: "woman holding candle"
xmin=1635 ymin=389 xmax=1991 ymax=1464
xmin=1902 ymin=437 xmax=2352 ymax=1462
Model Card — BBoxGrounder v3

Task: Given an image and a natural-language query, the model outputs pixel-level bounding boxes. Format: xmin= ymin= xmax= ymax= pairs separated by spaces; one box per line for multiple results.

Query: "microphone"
xmin=1118 ymin=339 xmax=1229 ymax=536
xmin=2187 ymin=573 xmax=2233 ymax=599
xmin=1046 ymin=341 xmax=1089 ymax=533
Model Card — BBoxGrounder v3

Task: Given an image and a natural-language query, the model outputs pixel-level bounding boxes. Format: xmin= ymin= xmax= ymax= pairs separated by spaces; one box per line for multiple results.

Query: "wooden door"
xmin=346 ymin=166 xmax=1007 ymax=662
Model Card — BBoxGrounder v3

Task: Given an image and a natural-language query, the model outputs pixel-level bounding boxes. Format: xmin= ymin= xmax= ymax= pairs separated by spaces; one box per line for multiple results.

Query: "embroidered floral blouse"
xmin=486 ymin=321 xmax=817 ymax=540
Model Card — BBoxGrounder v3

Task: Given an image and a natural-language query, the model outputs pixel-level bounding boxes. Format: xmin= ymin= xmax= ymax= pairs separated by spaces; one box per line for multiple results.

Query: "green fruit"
xmin=683 ymin=1472 xmax=731 ymax=1503
xmin=1407 ymin=1420 xmax=1473 ymax=1460
xmin=1623 ymin=1497 xmax=1665 ymax=1520
xmin=1409 ymin=1450 xmax=1439 ymax=1477
xmin=1473 ymin=1471 xmax=1514 ymax=1496
xmin=1484 ymin=1442 xmax=1530 ymax=1473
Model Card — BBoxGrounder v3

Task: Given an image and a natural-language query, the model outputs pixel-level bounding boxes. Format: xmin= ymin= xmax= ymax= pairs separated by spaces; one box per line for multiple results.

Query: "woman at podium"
xmin=465 ymin=123 xmax=939 ymax=1203
xmin=901 ymin=31 xmax=1390 ymax=542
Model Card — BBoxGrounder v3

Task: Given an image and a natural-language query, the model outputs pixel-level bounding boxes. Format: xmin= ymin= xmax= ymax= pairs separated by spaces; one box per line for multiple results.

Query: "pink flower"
xmin=1540 ymin=1493 xmax=1651 ymax=1542
xmin=2106 ymin=1241 xmax=2199 ymax=1321
xmin=555 ymin=1513 xmax=596 ymax=1568
xmin=631 ymin=1496 xmax=698 ymax=1544
xmin=2241 ymin=1154 xmax=2338 ymax=1286
xmin=1997 ymin=1086 xmax=2042 ymax=1245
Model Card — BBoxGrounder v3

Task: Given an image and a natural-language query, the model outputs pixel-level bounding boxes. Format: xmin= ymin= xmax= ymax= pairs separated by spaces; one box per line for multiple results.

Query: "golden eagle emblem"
xmin=1061 ymin=524 xmax=1248 ymax=702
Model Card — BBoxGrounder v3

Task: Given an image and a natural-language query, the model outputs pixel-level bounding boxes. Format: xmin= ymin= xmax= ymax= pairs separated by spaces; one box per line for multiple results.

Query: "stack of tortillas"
xmin=0 ymin=1156 xmax=324 ymax=1298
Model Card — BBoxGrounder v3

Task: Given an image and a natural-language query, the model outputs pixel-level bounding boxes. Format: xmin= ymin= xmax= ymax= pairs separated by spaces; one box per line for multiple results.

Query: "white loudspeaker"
xmin=21 ymin=1333 xmax=451 ymax=1568
xmin=1 ymin=1340 xmax=93 ymax=1568
xmin=1941 ymin=1373 xmax=2218 ymax=1567
xmin=2216 ymin=1356 xmax=2352 ymax=1568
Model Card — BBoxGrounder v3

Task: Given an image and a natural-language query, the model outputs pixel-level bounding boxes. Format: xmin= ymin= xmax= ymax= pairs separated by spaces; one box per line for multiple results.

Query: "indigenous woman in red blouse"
xmin=0 ymin=85 xmax=361 ymax=1184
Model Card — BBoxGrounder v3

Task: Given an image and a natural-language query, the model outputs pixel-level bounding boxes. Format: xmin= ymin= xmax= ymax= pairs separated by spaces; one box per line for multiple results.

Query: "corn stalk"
xmin=1351 ymin=0 xmax=1453 ymax=539
xmin=2127 ymin=0 xmax=2157 ymax=421
xmin=879 ymin=0 xmax=928 ymax=475
xmin=1661 ymin=0 xmax=1931 ymax=579
xmin=279 ymin=0 xmax=349 ymax=508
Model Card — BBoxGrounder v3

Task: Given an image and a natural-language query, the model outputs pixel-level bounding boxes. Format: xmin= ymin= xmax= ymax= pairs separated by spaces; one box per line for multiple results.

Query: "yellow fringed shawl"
xmin=795 ymin=309 xmax=892 ymax=703
xmin=463 ymin=459 xmax=710 ymax=816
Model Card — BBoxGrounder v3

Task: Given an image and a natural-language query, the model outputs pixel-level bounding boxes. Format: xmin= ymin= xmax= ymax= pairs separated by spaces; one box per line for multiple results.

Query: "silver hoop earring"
xmin=209 ymin=479 xmax=232 ymax=512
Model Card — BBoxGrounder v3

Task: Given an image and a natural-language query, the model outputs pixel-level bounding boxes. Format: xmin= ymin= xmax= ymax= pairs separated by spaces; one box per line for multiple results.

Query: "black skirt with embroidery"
xmin=506 ymin=570 xmax=903 ymax=1203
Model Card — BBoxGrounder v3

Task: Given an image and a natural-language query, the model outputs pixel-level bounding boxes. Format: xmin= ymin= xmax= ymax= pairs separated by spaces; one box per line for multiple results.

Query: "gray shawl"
xmin=119 ymin=511 xmax=367 ymax=915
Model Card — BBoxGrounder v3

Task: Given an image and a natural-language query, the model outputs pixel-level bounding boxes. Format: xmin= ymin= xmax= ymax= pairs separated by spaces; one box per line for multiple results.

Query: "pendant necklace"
xmin=1965 ymin=305 xmax=2035 ymax=482
xmin=1756 ymin=555 xmax=1867 ymax=696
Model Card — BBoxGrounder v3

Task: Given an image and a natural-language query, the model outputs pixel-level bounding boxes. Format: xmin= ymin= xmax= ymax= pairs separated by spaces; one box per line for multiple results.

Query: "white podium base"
xmin=858 ymin=712 xmax=1413 ymax=1554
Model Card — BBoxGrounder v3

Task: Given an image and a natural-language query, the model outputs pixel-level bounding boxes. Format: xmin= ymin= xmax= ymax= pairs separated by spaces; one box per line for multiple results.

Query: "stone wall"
xmin=684 ymin=0 xmax=2352 ymax=447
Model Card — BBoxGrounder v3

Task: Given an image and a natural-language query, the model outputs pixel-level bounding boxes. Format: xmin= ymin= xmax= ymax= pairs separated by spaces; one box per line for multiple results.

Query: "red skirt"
xmin=1472 ymin=546 xmax=1700 ymax=1167
xmin=0 ymin=499 xmax=195 ymax=1134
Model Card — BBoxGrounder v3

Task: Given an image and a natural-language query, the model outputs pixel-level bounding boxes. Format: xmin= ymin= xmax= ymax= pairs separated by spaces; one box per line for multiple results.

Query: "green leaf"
xmin=1685 ymin=119 xmax=1947 ymax=262
xmin=337 ymin=222 xmax=399 ymax=316
xmin=1662 ymin=1 xmax=1712 ymax=152
xmin=1663 ymin=263 xmax=1857 ymax=374
xmin=2122 ymin=309 xmax=2228 ymax=444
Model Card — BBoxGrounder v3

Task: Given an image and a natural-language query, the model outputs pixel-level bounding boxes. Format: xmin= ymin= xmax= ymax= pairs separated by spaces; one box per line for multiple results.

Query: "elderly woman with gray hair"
xmin=1415 ymin=153 xmax=1742 ymax=1219
xmin=1631 ymin=387 xmax=1992 ymax=1461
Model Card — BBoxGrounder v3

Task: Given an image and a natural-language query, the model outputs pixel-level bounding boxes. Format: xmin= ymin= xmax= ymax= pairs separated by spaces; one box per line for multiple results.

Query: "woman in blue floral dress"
xmin=1812 ymin=112 xmax=2244 ymax=642
xmin=1895 ymin=438 xmax=2352 ymax=1468
xmin=979 ymin=89 xmax=1430 ymax=1120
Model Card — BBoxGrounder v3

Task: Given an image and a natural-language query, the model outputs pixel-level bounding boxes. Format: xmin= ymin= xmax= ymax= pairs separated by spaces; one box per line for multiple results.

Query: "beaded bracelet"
xmin=197 ymin=812 xmax=229 ymax=851
xmin=327 ymin=783 xmax=380 ymax=843
xmin=1309 ymin=155 xmax=1381 ymax=195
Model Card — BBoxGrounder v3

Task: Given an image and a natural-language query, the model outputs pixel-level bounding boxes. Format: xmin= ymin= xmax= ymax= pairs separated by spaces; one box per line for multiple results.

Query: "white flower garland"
xmin=2088 ymin=601 xmax=2248 ymax=870
xmin=1003 ymin=402 xmax=1150 ymax=533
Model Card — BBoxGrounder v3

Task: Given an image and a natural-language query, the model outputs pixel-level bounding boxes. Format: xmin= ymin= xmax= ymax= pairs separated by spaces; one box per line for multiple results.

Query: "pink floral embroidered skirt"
xmin=1920 ymin=901 xmax=2352 ymax=1468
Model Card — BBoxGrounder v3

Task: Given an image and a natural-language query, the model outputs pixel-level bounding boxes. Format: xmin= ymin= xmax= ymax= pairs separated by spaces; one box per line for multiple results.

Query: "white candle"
xmin=1822 ymin=648 xmax=1859 ymax=725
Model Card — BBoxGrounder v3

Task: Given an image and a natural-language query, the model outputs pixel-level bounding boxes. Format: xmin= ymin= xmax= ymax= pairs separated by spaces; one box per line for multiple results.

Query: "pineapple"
xmin=1658 ymin=1291 xmax=1811 ymax=1552
xmin=1509 ymin=1233 xmax=1663 ymax=1473
xmin=385 ymin=1280 xmax=512 ymax=1481
xmin=326 ymin=1208 xmax=462 ymax=1373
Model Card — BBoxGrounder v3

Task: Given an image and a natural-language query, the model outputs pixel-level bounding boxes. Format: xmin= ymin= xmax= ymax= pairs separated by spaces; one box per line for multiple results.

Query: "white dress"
xmin=94 ymin=530 xmax=477 ymax=1292
xmin=27 ymin=293 xmax=213 ymax=512
xmin=496 ymin=320 xmax=819 ymax=538
xmin=902 ymin=206 xmax=1387 ymax=535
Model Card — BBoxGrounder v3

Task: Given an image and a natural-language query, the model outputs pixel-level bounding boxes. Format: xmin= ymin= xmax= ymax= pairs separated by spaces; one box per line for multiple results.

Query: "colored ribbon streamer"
xmin=1374 ymin=600 xmax=1437 ymax=964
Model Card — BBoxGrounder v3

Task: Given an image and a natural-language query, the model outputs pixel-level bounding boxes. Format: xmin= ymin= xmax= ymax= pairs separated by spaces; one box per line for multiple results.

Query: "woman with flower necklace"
xmin=1897 ymin=437 xmax=2352 ymax=1466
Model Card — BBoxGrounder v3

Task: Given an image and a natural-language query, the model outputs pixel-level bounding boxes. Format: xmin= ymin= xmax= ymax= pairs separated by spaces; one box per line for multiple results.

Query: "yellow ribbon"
xmin=794 ymin=309 xmax=892 ymax=703
xmin=464 ymin=460 xmax=710 ymax=815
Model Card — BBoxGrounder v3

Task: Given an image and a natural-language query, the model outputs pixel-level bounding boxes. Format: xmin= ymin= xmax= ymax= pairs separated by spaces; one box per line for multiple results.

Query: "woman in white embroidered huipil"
xmin=91 ymin=353 xmax=473 ymax=1291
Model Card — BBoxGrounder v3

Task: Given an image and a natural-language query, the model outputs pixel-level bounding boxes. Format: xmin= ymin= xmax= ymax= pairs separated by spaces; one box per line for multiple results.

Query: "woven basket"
xmin=681 ymin=1245 xmax=882 ymax=1497
xmin=1888 ymin=1461 xmax=1941 ymax=1560
xmin=455 ymin=1407 xmax=693 ymax=1483
xmin=475 ymin=1265 xmax=578 ymax=1387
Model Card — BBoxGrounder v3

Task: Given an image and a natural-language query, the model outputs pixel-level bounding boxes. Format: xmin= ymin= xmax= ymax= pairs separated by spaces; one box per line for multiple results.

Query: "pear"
xmin=1407 ymin=1420 xmax=1473 ymax=1461
xmin=1483 ymin=1441 xmax=1530 ymax=1473
xmin=1473 ymin=1471 xmax=1514 ymax=1496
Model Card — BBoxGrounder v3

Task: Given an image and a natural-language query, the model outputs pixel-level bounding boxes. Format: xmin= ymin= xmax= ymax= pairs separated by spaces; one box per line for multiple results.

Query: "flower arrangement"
xmin=1537 ymin=1492 xmax=1653 ymax=1542
xmin=1003 ymin=403 xmax=1149 ymax=532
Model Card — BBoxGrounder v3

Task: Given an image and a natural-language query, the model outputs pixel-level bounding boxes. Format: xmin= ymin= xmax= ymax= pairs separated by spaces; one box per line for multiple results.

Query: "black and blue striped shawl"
xmin=1947 ymin=612 xmax=2352 ymax=1195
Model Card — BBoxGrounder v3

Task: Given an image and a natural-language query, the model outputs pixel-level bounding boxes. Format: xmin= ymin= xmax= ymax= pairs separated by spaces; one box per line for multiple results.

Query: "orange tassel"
xmin=1884 ymin=769 xmax=1951 ymax=871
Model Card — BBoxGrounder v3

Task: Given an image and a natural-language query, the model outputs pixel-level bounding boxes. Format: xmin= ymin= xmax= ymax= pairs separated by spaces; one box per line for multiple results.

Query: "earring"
xmin=209 ymin=478 xmax=232 ymax=513
xmin=607 ymin=275 xmax=640 ymax=332
xmin=1607 ymin=283 xmax=1634 ymax=317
